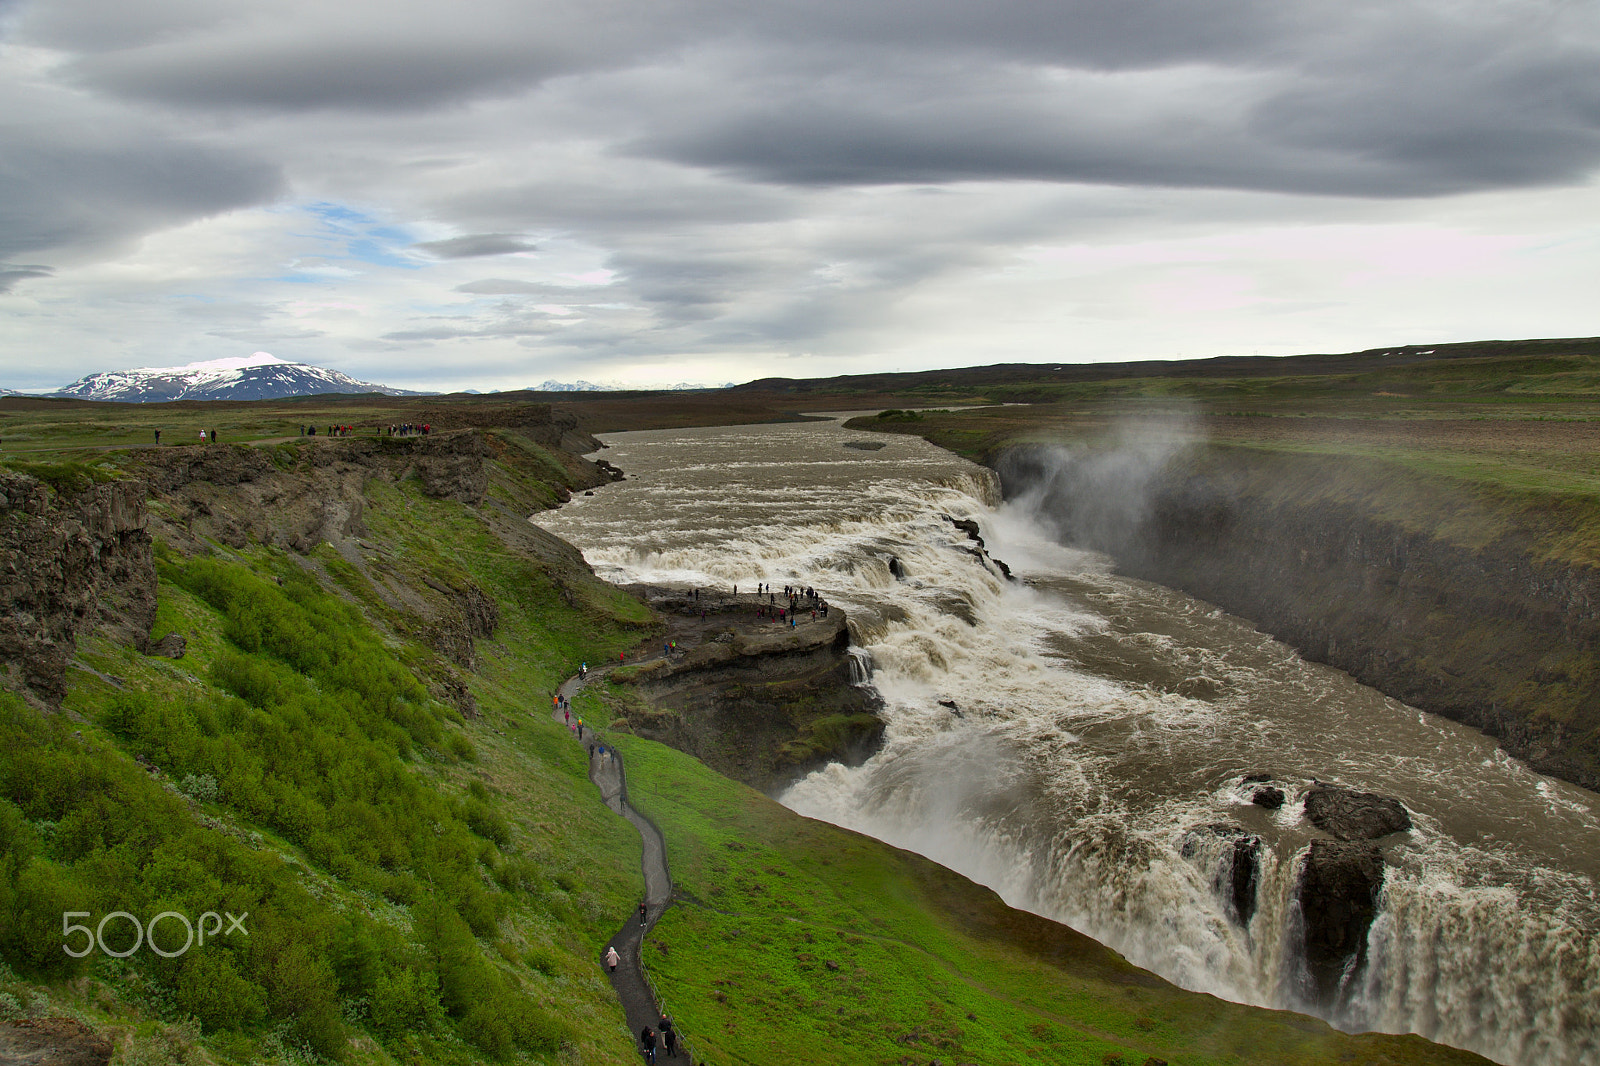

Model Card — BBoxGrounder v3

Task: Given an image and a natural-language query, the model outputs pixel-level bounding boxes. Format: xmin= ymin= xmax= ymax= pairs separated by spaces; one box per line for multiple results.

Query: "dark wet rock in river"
xmin=1296 ymin=839 xmax=1384 ymax=1006
xmin=843 ymin=440 xmax=887 ymax=451
xmin=1178 ymin=823 xmax=1261 ymax=928
xmin=1251 ymin=786 xmax=1286 ymax=810
xmin=888 ymin=555 xmax=906 ymax=580
xmin=941 ymin=514 xmax=1015 ymax=582
xmin=1304 ymin=785 xmax=1411 ymax=841
xmin=1242 ymin=772 xmax=1274 ymax=784
xmin=950 ymin=517 xmax=984 ymax=544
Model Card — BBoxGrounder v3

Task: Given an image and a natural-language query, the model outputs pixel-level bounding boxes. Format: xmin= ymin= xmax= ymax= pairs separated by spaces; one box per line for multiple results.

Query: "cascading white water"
xmin=534 ymin=416 xmax=1600 ymax=1066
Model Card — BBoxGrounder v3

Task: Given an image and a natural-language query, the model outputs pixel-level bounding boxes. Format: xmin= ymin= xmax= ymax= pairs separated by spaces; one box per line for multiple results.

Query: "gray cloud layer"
xmin=2 ymin=0 xmax=1597 ymax=386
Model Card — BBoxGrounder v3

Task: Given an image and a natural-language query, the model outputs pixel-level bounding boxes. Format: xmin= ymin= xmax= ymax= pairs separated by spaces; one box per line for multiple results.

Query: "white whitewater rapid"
xmin=534 ymin=416 xmax=1600 ymax=1066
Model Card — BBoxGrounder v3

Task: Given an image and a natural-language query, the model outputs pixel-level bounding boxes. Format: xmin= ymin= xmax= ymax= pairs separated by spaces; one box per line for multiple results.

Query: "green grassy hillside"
xmin=0 ymin=434 xmax=658 ymax=1064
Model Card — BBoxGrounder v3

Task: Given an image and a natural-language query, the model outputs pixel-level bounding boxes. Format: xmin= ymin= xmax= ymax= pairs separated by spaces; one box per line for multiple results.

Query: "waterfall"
xmin=534 ymin=417 xmax=1600 ymax=1066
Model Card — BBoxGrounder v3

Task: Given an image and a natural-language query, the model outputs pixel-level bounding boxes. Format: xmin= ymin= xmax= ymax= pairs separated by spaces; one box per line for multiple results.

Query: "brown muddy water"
xmin=534 ymin=415 xmax=1600 ymax=1066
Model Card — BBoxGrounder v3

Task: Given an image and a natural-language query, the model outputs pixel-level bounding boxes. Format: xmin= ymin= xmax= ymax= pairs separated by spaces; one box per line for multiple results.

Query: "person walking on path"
xmin=605 ymin=945 xmax=620 ymax=972
xmin=639 ymin=1027 xmax=657 ymax=1064
xmin=638 ymin=901 xmax=648 ymax=925
xmin=659 ymin=1015 xmax=677 ymax=1058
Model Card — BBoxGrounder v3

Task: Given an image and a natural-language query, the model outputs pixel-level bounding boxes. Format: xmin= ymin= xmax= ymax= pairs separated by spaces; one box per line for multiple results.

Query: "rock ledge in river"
xmin=1304 ymin=785 xmax=1411 ymax=841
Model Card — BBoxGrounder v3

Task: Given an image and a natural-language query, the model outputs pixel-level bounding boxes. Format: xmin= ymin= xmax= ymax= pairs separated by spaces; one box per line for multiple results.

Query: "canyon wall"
xmin=997 ymin=443 xmax=1600 ymax=791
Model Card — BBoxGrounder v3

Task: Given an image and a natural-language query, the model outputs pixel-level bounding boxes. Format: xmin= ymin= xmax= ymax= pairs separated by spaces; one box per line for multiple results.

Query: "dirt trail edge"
xmin=555 ymin=671 xmax=693 ymax=1064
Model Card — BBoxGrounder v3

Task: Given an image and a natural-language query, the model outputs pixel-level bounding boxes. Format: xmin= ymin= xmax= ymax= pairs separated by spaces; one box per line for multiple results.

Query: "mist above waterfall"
xmin=996 ymin=406 xmax=1204 ymax=557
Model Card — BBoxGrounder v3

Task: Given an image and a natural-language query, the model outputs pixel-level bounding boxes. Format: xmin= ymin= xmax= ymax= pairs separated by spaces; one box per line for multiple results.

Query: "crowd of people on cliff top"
xmin=657 ymin=583 xmax=831 ymax=639
xmin=294 ymin=422 xmax=431 ymax=437
xmin=744 ymin=581 xmax=828 ymax=628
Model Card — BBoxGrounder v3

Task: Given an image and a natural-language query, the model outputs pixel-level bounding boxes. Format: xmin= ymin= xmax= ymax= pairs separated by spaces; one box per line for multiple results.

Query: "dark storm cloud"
xmin=415 ymin=234 xmax=537 ymax=258
xmin=740 ymin=0 xmax=1292 ymax=70
xmin=1248 ymin=44 xmax=1600 ymax=192
xmin=33 ymin=0 xmax=665 ymax=111
xmin=0 ymin=264 xmax=52 ymax=293
xmin=0 ymin=86 xmax=284 ymax=261
xmin=72 ymin=37 xmax=576 ymax=112
xmin=628 ymin=30 xmax=1600 ymax=198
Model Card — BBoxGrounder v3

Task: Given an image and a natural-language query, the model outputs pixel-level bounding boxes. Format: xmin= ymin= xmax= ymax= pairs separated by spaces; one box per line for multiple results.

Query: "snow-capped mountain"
xmin=52 ymin=353 xmax=432 ymax=402
xmin=531 ymin=380 xmax=619 ymax=392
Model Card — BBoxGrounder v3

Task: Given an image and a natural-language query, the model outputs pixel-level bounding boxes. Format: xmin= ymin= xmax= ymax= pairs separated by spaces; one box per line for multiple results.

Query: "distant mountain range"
xmin=529 ymin=380 xmax=733 ymax=392
xmin=0 ymin=355 xmax=737 ymax=402
xmin=532 ymin=380 xmax=619 ymax=392
xmin=44 ymin=354 xmax=432 ymax=403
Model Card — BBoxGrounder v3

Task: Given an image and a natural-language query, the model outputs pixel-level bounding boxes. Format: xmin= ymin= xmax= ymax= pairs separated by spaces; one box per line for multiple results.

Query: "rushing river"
xmin=533 ymin=415 xmax=1600 ymax=1066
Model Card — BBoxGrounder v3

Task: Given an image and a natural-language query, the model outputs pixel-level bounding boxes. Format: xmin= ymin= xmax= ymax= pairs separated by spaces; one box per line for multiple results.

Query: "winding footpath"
xmin=554 ymin=670 xmax=693 ymax=1064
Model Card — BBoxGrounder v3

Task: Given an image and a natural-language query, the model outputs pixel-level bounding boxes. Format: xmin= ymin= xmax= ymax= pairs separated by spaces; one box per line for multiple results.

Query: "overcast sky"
xmin=3 ymin=0 xmax=1598 ymax=392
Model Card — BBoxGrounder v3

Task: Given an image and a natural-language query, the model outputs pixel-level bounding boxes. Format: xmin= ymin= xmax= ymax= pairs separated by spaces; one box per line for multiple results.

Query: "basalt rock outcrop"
xmin=1296 ymin=840 xmax=1385 ymax=1007
xmin=4 ymin=423 xmax=613 ymax=714
xmin=129 ymin=432 xmax=495 ymax=555
xmin=1304 ymin=785 xmax=1412 ymax=842
xmin=609 ymin=589 xmax=884 ymax=792
xmin=1290 ymin=784 xmax=1410 ymax=1004
xmin=0 ymin=467 xmax=155 ymax=702
xmin=942 ymin=514 xmax=1014 ymax=582
xmin=997 ymin=442 xmax=1600 ymax=792
xmin=1251 ymin=786 xmax=1285 ymax=810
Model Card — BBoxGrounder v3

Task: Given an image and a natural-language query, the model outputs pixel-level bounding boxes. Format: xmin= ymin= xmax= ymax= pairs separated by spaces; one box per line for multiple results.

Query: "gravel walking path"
xmin=555 ymin=670 xmax=693 ymax=1064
